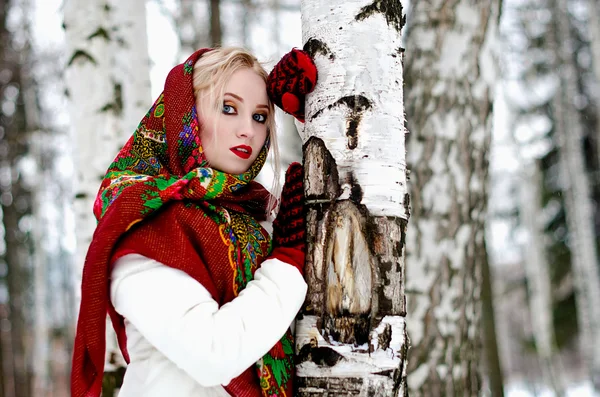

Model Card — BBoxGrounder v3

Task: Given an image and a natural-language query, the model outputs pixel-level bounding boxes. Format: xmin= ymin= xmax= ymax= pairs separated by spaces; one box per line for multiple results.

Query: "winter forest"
xmin=1 ymin=0 xmax=600 ymax=396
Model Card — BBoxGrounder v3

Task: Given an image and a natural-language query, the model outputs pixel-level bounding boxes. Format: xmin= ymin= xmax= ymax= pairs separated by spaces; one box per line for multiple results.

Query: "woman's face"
xmin=196 ymin=68 xmax=270 ymax=175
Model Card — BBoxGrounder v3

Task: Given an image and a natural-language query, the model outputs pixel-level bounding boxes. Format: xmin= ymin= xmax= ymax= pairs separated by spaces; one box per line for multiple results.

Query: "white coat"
xmin=110 ymin=253 xmax=307 ymax=396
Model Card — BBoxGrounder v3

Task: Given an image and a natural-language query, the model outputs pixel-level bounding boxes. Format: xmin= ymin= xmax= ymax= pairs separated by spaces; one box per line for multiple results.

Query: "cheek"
xmin=258 ymin=126 xmax=268 ymax=145
xmin=199 ymin=127 xmax=217 ymax=156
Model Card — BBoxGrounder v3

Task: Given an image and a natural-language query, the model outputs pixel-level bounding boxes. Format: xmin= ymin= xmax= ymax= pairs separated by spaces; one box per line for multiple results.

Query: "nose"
xmin=237 ymin=116 xmax=255 ymax=140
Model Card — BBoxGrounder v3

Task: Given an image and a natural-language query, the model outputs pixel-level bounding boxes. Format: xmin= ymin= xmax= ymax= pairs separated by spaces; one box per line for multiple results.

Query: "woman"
xmin=70 ymin=47 xmax=317 ymax=397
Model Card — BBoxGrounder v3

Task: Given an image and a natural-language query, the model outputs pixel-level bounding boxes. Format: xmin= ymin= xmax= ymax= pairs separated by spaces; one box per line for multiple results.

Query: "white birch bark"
xmin=64 ymin=2 xmax=121 ymax=386
xmin=112 ymin=0 xmax=152 ymax=135
xmin=296 ymin=0 xmax=408 ymax=395
xmin=519 ymin=162 xmax=564 ymax=396
xmin=106 ymin=0 xmax=152 ymax=384
xmin=64 ymin=0 xmax=120 ymax=297
xmin=64 ymin=0 xmax=151 ymax=392
xmin=403 ymin=0 xmax=500 ymax=394
xmin=585 ymin=0 xmax=600 ymax=167
xmin=551 ymin=0 xmax=600 ymax=389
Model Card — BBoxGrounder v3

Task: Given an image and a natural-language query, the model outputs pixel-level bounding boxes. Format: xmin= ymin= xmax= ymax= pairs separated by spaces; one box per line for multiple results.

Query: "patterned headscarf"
xmin=71 ymin=49 xmax=295 ymax=397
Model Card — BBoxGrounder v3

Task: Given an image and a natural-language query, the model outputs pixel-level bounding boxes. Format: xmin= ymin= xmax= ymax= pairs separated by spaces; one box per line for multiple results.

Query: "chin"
xmin=223 ymin=166 xmax=247 ymax=175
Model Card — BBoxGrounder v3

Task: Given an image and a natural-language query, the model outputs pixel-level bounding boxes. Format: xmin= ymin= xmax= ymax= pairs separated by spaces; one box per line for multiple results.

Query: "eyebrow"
xmin=224 ymin=92 xmax=269 ymax=110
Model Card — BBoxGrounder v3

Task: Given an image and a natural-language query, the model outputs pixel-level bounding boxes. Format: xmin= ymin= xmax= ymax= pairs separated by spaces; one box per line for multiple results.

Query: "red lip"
xmin=230 ymin=145 xmax=252 ymax=159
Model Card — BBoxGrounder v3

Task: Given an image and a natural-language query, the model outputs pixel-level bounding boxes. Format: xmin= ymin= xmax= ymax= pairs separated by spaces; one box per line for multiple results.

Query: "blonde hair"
xmin=192 ymin=47 xmax=281 ymax=213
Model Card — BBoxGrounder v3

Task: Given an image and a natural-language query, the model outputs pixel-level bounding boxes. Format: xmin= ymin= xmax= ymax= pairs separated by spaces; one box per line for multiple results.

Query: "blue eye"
xmin=253 ymin=113 xmax=267 ymax=123
xmin=223 ymin=104 xmax=235 ymax=114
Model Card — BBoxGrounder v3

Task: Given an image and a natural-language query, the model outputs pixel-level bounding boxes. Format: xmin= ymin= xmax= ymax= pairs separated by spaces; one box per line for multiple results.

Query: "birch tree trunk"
xmin=551 ymin=0 xmax=600 ymax=389
xmin=404 ymin=0 xmax=500 ymax=395
xmin=520 ymin=162 xmax=564 ymax=396
xmin=584 ymin=0 xmax=600 ymax=168
xmin=112 ymin=0 xmax=152 ymax=135
xmin=64 ymin=0 xmax=119 ymax=302
xmin=296 ymin=1 xmax=408 ymax=395
xmin=64 ymin=0 xmax=151 ymax=394
xmin=479 ymin=242 xmax=504 ymax=396
xmin=0 ymin=0 xmax=34 ymax=394
xmin=19 ymin=0 xmax=53 ymax=393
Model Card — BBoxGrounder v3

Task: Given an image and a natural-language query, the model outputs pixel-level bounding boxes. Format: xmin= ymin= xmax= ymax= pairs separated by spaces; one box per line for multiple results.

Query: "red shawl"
xmin=71 ymin=49 xmax=295 ymax=397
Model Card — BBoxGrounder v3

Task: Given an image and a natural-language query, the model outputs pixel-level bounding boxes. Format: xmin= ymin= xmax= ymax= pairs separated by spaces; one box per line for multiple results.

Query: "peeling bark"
xmin=404 ymin=0 xmax=500 ymax=395
xmin=297 ymin=0 xmax=407 ymax=393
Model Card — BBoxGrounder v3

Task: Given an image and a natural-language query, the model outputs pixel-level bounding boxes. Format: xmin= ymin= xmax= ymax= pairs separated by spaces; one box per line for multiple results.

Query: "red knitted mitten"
xmin=267 ymin=49 xmax=317 ymax=122
xmin=271 ymin=162 xmax=306 ymax=274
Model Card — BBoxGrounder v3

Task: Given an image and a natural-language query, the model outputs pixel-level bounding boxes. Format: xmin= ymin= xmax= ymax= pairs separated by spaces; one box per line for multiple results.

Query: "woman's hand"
xmin=267 ymin=49 xmax=317 ymax=123
xmin=271 ymin=162 xmax=306 ymax=274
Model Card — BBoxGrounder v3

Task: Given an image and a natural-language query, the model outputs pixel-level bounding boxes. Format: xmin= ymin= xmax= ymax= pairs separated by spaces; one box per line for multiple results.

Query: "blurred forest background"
xmin=0 ymin=0 xmax=598 ymax=396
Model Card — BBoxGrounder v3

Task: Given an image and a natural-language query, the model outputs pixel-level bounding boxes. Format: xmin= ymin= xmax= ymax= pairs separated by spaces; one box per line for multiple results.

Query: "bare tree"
xmin=210 ymin=0 xmax=222 ymax=46
xmin=520 ymin=161 xmax=565 ymax=395
xmin=403 ymin=0 xmax=501 ymax=394
xmin=0 ymin=0 xmax=34 ymax=394
xmin=584 ymin=0 xmax=600 ymax=167
xmin=550 ymin=0 xmax=600 ymax=389
xmin=64 ymin=0 xmax=151 ymax=394
xmin=294 ymin=1 xmax=408 ymax=395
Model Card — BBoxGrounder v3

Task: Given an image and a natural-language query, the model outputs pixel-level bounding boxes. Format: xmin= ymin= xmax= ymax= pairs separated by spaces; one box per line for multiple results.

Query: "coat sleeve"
xmin=110 ymin=253 xmax=307 ymax=388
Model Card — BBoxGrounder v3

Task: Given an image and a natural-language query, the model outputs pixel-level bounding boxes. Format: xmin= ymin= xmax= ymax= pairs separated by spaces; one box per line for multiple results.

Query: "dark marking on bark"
xmin=348 ymin=173 xmax=364 ymax=204
xmin=100 ymin=82 xmax=123 ymax=116
xmin=87 ymin=27 xmax=111 ymax=41
xmin=347 ymin=117 xmax=360 ymax=149
xmin=378 ymin=323 xmax=392 ymax=351
xmin=311 ymin=95 xmax=372 ymax=150
xmin=296 ymin=338 xmax=345 ymax=367
xmin=377 ymin=260 xmax=395 ymax=314
xmin=392 ymin=330 xmax=409 ymax=396
xmin=341 ymin=96 xmax=372 ymax=149
xmin=392 ymin=47 xmax=405 ymax=58
xmin=373 ymin=369 xmax=394 ymax=377
xmin=303 ymin=38 xmax=334 ymax=61
xmin=350 ymin=184 xmax=362 ymax=203
xmin=324 ymin=314 xmax=371 ymax=345
xmin=355 ymin=0 xmax=406 ymax=33
xmin=67 ymin=50 xmax=96 ymax=67
xmin=341 ymin=96 xmax=372 ymax=150
xmin=312 ymin=95 xmax=372 ymax=120
xmin=74 ymin=193 xmax=87 ymax=199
